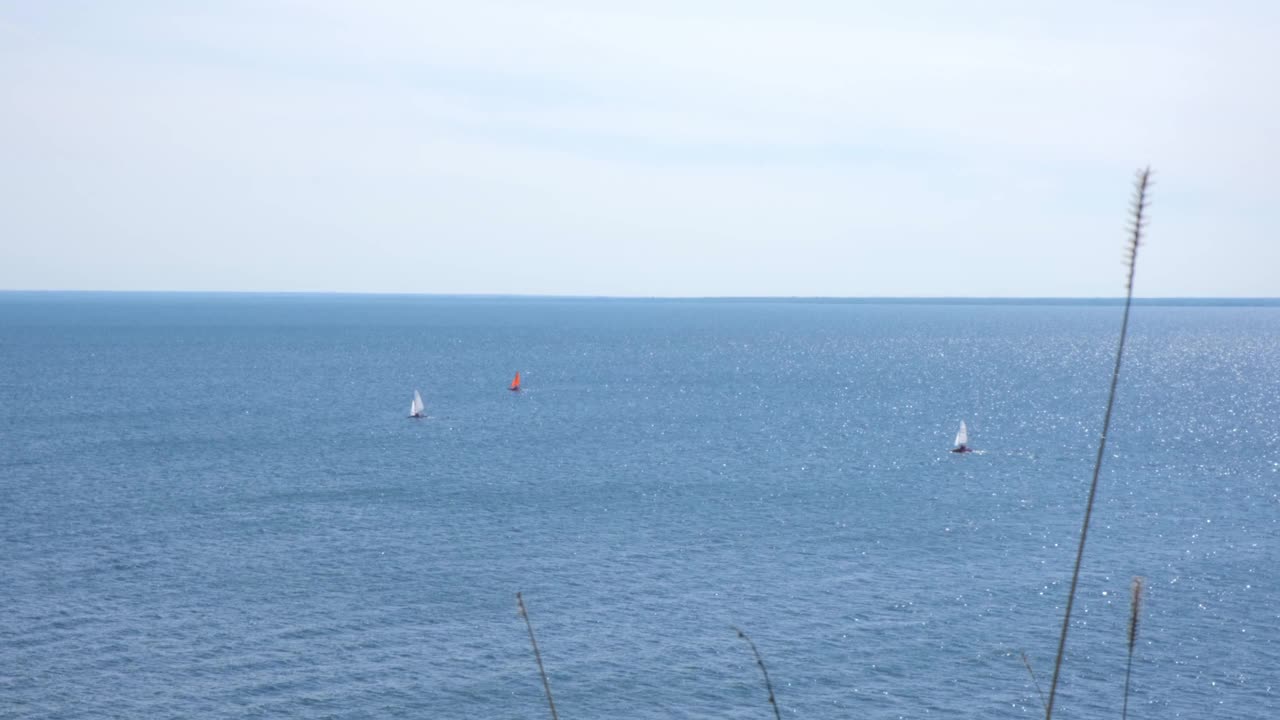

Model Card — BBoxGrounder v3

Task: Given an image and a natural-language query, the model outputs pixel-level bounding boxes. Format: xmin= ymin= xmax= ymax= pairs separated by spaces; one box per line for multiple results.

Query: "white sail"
xmin=954 ymin=420 xmax=968 ymax=447
xmin=410 ymin=389 xmax=425 ymax=417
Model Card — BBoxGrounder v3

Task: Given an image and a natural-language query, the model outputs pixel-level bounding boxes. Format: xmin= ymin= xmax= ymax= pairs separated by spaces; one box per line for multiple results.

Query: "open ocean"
xmin=2 ymin=293 xmax=1278 ymax=719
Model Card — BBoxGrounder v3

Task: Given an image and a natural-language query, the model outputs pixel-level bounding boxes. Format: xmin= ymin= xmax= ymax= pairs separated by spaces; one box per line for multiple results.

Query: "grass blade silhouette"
xmin=1021 ymin=650 xmax=1047 ymax=713
xmin=517 ymin=592 xmax=560 ymax=720
xmin=1122 ymin=576 xmax=1146 ymax=720
xmin=1044 ymin=167 xmax=1152 ymax=720
xmin=733 ymin=626 xmax=781 ymax=720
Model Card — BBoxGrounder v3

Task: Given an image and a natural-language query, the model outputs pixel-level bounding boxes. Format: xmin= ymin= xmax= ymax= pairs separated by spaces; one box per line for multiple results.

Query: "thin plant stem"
xmin=516 ymin=592 xmax=560 ymax=720
xmin=1021 ymin=651 xmax=1047 ymax=713
xmin=1044 ymin=167 xmax=1151 ymax=720
xmin=733 ymin=626 xmax=781 ymax=720
xmin=1122 ymin=576 xmax=1146 ymax=720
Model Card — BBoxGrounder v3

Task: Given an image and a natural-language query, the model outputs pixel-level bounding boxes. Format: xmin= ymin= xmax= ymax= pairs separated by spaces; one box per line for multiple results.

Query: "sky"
xmin=1 ymin=1 xmax=1276 ymax=297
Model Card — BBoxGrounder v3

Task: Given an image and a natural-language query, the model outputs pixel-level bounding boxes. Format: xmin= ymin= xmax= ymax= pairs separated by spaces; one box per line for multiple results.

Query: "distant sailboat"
xmin=509 ymin=371 xmax=521 ymax=392
xmin=951 ymin=420 xmax=972 ymax=453
xmin=409 ymin=389 xmax=425 ymax=418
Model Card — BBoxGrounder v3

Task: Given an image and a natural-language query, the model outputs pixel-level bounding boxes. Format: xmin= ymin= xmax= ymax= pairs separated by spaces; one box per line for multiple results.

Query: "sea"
xmin=2 ymin=293 xmax=1277 ymax=719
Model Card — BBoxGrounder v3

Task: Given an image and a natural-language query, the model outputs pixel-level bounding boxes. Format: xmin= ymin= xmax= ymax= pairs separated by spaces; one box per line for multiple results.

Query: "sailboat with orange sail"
xmin=509 ymin=371 xmax=521 ymax=392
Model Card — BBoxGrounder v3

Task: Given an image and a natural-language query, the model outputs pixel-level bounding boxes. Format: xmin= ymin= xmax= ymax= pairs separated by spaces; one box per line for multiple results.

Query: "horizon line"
xmin=2 ymin=289 xmax=1278 ymax=305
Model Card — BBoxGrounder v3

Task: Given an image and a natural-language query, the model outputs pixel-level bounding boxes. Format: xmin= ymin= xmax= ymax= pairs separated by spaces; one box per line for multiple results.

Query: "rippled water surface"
xmin=2 ymin=294 xmax=1278 ymax=718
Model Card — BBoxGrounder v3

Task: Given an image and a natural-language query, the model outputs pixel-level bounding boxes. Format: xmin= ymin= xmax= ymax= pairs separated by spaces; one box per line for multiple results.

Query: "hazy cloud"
xmin=2 ymin=1 xmax=1276 ymax=295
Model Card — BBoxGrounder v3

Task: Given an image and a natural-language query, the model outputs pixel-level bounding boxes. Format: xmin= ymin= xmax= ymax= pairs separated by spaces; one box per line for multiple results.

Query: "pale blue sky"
xmin=1 ymin=1 xmax=1276 ymax=296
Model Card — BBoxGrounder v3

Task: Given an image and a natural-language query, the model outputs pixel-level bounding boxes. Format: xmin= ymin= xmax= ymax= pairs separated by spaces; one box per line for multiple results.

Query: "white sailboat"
xmin=409 ymin=389 xmax=425 ymax=418
xmin=951 ymin=420 xmax=972 ymax=453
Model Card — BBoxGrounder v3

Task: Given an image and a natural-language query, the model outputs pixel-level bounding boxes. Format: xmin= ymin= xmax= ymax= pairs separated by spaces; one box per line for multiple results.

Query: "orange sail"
xmin=509 ymin=371 xmax=521 ymax=391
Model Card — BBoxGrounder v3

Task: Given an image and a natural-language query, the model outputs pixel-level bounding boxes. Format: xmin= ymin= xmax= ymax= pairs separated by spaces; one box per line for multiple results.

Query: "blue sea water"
xmin=2 ymin=293 xmax=1278 ymax=719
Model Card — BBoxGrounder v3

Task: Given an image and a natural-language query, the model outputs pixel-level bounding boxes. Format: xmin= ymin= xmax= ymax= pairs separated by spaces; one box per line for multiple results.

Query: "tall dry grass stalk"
xmin=517 ymin=592 xmax=560 ymax=720
xmin=1044 ymin=167 xmax=1152 ymax=720
xmin=1122 ymin=576 xmax=1146 ymax=720
xmin=1021 ymin=650 xmax=1047 ymax=713
xmin=732 ymin=626 xmax=781 ymax=720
